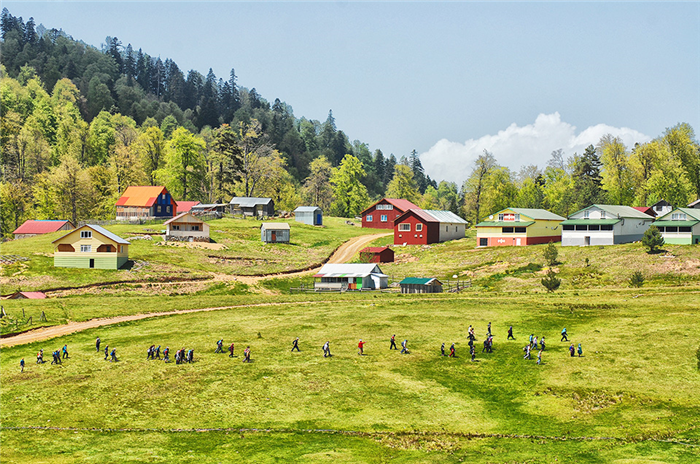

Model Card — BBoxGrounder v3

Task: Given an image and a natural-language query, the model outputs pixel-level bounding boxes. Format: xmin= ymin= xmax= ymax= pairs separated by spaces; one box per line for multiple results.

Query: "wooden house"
xmin=230 ymin=197 xmax=275 ymax=217
xmin=116 ymin=186 xmax=176 ymax=221
xmin=399 ymin=277 xmax=443 ymax=294
xmin=52 ymin=225 xmax=129 ymax=269
xmin=164 ymin=212 xmax=210 ymax=242
xmin=313 ymin=263 xmax=388 ymax=291
xmin=359 ymin=246 xmax=394 ymax=263
xmin=561 ymin=205 xmax=653 ymax=246
xmin=13 ymin=220 xmax=74 ymax=240
xmin=361 ymin=198 xmax=420 ymax=229
xmin=261 ymin=223 xmax=290 ymax=243
xmin=294 ymin=206 xmax=323 ymax=226
xmin=394 ymin=209 xmax=467 ymax=245
xmin=653 ymin=208 xmax=700 ymax=245
xmin=475 ymin=208 xmax=565 ymax=247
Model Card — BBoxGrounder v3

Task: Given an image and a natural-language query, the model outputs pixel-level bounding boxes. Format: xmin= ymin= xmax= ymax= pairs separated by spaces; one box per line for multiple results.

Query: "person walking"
xmin=358 ymin=339 xmax=365 ymax=356
xmin=104 ymin=345 xmax=109 ymax=361
xmin=187 ymin=349 xmax=194 ymax=363
xmin=482 ymin=338 xmax=489 ymax=353
xmin=37 ymin=349 xmax=44 ymax=364
xmin=537 ymin=350 xmax=542 ymax=365
xmin=449 ymin=343 xmax=456 ymax=358
xmin=20 ymin=358 xmax=25 ymax=373
xmin=163 ymin=347 xmax=170 ymax=363
xmin=507 ymin=326 xmax=515 ymax=340
xmin=524 ymin=345 xmax=531 ymax=360
xmin=229 ymin=343 xmax=235 ymax=358
xmin=96 ymin=337 xmax=101 ymax=352
xmin=470 ymin=345 xmax=476 ymax=362
xmin=487 ymin=322 xmax=492 ymax=337
xmin=110 ymin=348 xmax=118 ymax=362
xmin=215 ymin=339 xmax=224 ymax=354
xmin=243 ymin=346 xmax=251 ymax=363
xmin=569 ymin=344 xmax=575 ymax=357
xmin=62 ymin=345 xmax=69 ymax=359
xmin=577 ymin=343 xmax=583 ymax=357
xmin=400 ymin=339 xmax=409 ymax=354
xmin=323 ymin=341 xmax=331 ymax=358
xmin=390 ymin=334 xmax=397 ymax=350
xmin=540 ymin=337 xmax=545 ymax=351
xmin=561 ymin=328 xmax=569 ymax=342
xmin=147 ymin=345 xmax=154 ymax=360
xmin=154 ymin=345 xmax=161 ymax=360
xmin=291 ymin=337 xmax=300 ymax=352
xmin=441 ymin=343 xmax=446 ymax=356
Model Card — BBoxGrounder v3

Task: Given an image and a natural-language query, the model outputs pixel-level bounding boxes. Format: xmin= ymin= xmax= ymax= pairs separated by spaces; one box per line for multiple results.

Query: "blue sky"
xmin=6 ymin=2 xmax=699 ymax=183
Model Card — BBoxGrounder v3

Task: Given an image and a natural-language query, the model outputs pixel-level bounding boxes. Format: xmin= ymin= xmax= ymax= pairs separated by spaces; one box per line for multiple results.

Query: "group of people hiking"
xmin=214 ymin=339 xmax=251 ymax=362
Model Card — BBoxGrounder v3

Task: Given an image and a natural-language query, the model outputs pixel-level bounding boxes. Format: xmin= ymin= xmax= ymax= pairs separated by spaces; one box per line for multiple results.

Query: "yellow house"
xmin=52 ymin=224 xmax=130 ymax=269
xmin=475 ymin=208 xmax=565 ymax=247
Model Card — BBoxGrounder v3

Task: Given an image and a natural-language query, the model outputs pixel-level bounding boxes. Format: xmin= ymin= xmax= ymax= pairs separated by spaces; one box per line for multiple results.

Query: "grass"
xmin=3 ymin=290 xmax=700 ymax=462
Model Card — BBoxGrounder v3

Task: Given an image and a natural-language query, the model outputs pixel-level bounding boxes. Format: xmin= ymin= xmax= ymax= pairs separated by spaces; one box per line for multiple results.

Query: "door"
xmin=271 ymin=231 xmax=277 ymax=242
xmin=316 ymin=213 xmax=322 ymax=225
xmin=584 ymin=236 xmax=590 ymax=246
xmin=516 ymin=238 xmax=521 ymax=246
xmin=89 ymin=259 xmax=95 ymax=268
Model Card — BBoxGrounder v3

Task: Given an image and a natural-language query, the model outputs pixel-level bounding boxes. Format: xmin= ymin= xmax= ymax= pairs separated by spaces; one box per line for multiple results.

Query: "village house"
xmin=561 ymin=205 xmax=654 ymax=246
xmin=116 ymin=186 xmax=177 ymax=221
xmin=651 ymin=199 xmax=673 ymax=217
xmin=688 ymin=199 xmax=700 ymax=209
xmin=230 ymin=197 xmax=275 ymax=217
xmin=632 ymin=206 xmax=656 ymax=218
xmin=4 ymin=291 xmax=47 ymax=300
xmin=361 ymin=198 xmax=421 ymax=229
xmin=399 ymin=277 xmax=443 ymax=294
xmin=52 ymin=225 xmax=129 ymax=269
xmin=294 ymin=206 xmax=323 ymax=226
xmin=190 ymin=203 xmax=228 ymax=217
xmin=175 ymin=201 xmax=201 ymax=214
xmin=164 ymin=212 xmax=210 ymax=242
xmin=313 ymin=263 xmax=388 ymax=291
xmin=394 ymin=209 xmax=467 ymax=245
xmin=359 ymin=246 xmax=394 ymax=263
xmin=12 ymin=220 xmax=74 ymax=240
xmin=261 ymin=223 xmax=290 ymax=243
xmin=475 ymin=208 xmax=565 ymax=247
xmin=653 ymin=208 xmax=700 ymax=245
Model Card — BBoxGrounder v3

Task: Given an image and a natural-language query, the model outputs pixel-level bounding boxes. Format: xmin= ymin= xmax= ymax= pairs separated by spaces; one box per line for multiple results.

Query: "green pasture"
xmin=3 ymin=291 xmax=700 ymax=462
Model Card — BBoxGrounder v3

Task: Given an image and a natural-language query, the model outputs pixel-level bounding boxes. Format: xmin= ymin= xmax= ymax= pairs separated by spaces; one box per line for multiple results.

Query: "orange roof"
xmin=116 ymin=186 xmax=168 ymax=207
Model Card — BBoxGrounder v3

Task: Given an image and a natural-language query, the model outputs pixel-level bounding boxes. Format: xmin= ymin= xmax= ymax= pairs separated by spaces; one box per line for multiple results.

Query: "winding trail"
xmin=1 ymin=232 xmax=391 ymax=348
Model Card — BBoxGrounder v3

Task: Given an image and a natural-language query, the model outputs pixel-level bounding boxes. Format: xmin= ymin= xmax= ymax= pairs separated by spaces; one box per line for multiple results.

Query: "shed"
xmin=164 ymin=212 xmax=210 ymax=242
xmin=230 ymin=197 xmax=275 ymax=217
xmin=5 ymin=291 xmax=47 ymax=300
xmin=399 ymin=277 xmax=443 ymax=294
xmin=294 ymin=206 xmax=323 ymax=226
xmin=13 ymin=220 xmax=74 ymax=239
xmin=359 ymin=246 xmax=394 ymax=263
xmin=313 ymin=263 xmax=388 ymax=291
xmin=52 ymin=224 xmax=130 ymax=269
xmin=261 ymin=223 xmax=290 ymax=243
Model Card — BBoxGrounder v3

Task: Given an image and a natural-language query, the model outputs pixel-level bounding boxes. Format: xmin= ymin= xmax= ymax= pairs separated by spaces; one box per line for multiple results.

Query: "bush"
xmin=541 ymin=268 xmax=561 ymax=292
xmin=697 ymin=344 xmax=700 ymax=370
xmin=629 ymin=271 xmax=645 ymax=288
xmin=543 ymin=241 xmax=558 ymax=266
xmin=642 ymin=226 xmax=664 ymax=253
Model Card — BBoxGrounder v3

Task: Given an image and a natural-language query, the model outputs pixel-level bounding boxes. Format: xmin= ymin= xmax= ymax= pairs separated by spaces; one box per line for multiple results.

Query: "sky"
xmin=6 ymin=2 xmax=700 ymax=183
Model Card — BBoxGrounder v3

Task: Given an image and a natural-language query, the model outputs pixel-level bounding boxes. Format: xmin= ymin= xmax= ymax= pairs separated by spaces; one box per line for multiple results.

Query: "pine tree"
xmin=543 ymin=241 xmax=558 ymax=266
xmin=541 ymin=268 xmax=561 ymax=292
xmin=629 ymin=271 xmax=644 ymax=288
xmin=642 ymin=225 xmax=664 ymax=253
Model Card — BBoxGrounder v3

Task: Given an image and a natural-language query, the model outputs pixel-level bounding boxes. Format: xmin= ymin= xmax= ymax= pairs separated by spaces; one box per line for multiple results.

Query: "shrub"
xmin=697 ymin=344 xmax=700 ymax=370
xmin=541 ymin=268 xmax=561 ymax=292
xmin=543 ymin=241 xmax=558 ymax=266
xmin=629 ymin=271 xmax=645 ymax=288
xmin=642 ymin=226 xmax=664 ymax=253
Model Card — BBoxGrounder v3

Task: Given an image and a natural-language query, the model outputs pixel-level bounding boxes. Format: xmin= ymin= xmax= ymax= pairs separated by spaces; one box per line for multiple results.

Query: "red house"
xmin=361 ymin=198 xmax=421 ymax=229
xmin=13 ymin=220 xmax=74 ymax=239
xmin=394 ymin=209 xmax=468 ymax=245
xmin=359 ymin=246 xmax=395 ymax=263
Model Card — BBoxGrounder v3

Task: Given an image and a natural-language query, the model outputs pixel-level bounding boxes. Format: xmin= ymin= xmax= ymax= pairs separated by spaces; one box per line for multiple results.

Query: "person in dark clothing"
xmin=187 ymin=349 xmax=194 ymax=363
xmin=215 ymin=339 xmax=224 ymax=354
xmin=449 ymin=343 xmax=456 ymax=358
xmin=291 ymin=337 xmax=300 ymax=352
xmin=163 ymin=347 xmax=170 ymax=362
xmin=507 ymin=326 xmax=515 ymax=340
xmin=62 ymin=345 xmax=69 ymax=359
xmin=561 ymin=328 xmax=569 ymax=342
xmin=470 ymin=345 xmax=476 ymax=362
xmin=20 ymin=358 xmax=25 ymax=373
xmin=243 ymin=346 xmax=251 ymax=363
xmin=154 ymin=345 xmax=161 ymax=360
xmin=577 ymin=343 xmax=583 ymax=357
xmin=37 ymin=350 xmax=44 ymax=364
xmin=400 ymin=339 xmax=409 ymax=354
xmin=147 ymin=345 xmax=154 ymax=360
xmin=468 ymin=338 xmax=474 ymax=348
xmin=569 ymin=344 xmax=575 ymax=357
xmin=482 ymin=338 xmax=489 ymax=353
xmin=322 ymin=341 xmax=331 ymax=358
xmin=487 ymin=322 xmax=492 ymax=337
xmin=96 ymin=337 xmax=101 ymax=352
xmin=110 ymin=348 xmax=118 ymax=362
xmin=229 ymin=343 xmax=235 ymax=357
xmin=539 ymin=337 xmax=545 ymax=351
xmin=441 ymin=343 xmax=446 ymax=356
xmin=390 ymin=334 xmax=397 ymax=350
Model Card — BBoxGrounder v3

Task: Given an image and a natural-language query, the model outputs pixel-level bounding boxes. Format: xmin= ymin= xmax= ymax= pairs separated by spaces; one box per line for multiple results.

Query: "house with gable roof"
xmin=116 ymin=186 xmax=176 ymax=220
xmin=475 ymin=208 xmax=565 ymax=247
xmin=561 ymin=205 xmax=654 ymax=246
xmin=653 ymin=208 xmax=700 ymax=245
xmin=394 ymin=209 xmax=467 ymax=245
xmin=361 ymin=198 xmax=421 ymax=229
xmin=13 ymin=220 xmax=74 ymax=240
xmin=52 ymin=224 xmax=130 ymax=269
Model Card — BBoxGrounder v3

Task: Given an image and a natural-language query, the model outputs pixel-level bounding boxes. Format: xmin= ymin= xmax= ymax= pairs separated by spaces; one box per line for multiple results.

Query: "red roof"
xmin=396 ymin=208 xmax=440 ymax=224
xmin=116 ymin=186 xmax=168 ymax=207
xmin=633 ymin=206 xmax=656 ymax=217
xmin=9 ymin=291 xmax=47 ymax=299
xmin=13 ymin=220 xmax=73 ymax=235
xmin=176 ymin=201 xmax=200 ymax=213
xmin=361 ymin=198 xmax=421 ymax=215
xmin=360 ymin=247 xmax=391 ymax=253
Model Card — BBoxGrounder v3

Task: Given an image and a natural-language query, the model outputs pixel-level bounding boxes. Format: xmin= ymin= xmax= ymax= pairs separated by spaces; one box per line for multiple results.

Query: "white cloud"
xmin=420 ymin=112 xmax=651 ymax=184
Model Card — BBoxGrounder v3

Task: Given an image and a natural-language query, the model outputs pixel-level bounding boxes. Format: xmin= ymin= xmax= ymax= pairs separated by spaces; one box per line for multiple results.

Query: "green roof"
xmin=653 ymin=220 xmax=700 ymax=228
xmin=569 ymin=205 xmax=653 ymax=220
xmin=561 ymin=219 xmax=621 ymax=226
xmin=475 ymin=221 xmax=535 ymax=227
xmin=507 ymin=208 xmax=566 ymax=221
xmin=399 ymin=277 xmax=440 ymax=285
xmin=657 ymin=208 xmax=700 ymax=222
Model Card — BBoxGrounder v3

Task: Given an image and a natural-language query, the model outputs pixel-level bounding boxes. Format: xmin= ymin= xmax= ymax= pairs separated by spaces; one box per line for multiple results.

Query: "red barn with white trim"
xmin=360 ymin=198 xmax=420 ymax=229
xmin=394 ymin=209 xmax=467 ymax=245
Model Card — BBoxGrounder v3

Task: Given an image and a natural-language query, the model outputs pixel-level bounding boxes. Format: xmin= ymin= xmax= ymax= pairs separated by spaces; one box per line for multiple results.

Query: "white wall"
xmin=438 ymin=223 xmax=466 ymax=242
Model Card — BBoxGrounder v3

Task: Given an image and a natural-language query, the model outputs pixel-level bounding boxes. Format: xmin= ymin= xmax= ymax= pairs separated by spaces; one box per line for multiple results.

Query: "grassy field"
xmin=2 ymin=290 xmax=700 ymax=462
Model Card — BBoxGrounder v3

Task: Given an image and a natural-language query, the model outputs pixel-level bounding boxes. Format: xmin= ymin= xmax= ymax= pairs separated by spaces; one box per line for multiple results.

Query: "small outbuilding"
xmin=230 ymin=197 xmax=275 ymax=217
xmin=313 ymin=263 xmax=388 ymax=291
xmin=52 ymin=224 xmax=130 ymax=269
xmin=13 ymin=220 xmax=74 ymax=240
xmin=294 ymin=206 xmax=323 ymax=226
xmin=399 ymin=277 xmax=443 ymax=294
xmin=5 ymin=291 xmax=47 ymax=300
xmin=164 ymin=212 xmax=210 ymax=242
xmin=359 ymin=246 xmax=395 ymax=263
xmin=261 ymin=223 xmax=290 ymax=243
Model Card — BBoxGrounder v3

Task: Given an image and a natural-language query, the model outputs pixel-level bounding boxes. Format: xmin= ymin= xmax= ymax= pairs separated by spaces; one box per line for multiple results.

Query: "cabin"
xmin=164 ymin=212 xmax=210 ymax=242
xmin=399 ymin=277 xmax=443 ymax=294
xmin=261 ymin=223 xmax=290 ymax=243
xmin=475 ymin=208 xmax=565 ymax=247
xmin=361 ymin=198 xmax=421 ymax=229
xmin=561 ymin=205 xmax=654 ymax=246
xmin=52 ymin=225 xmax=129 ymax=269
xmin=359 ymin=246 xmax=395 ymax=263
xmin=12 ymin=220 xmax=74 ymax=240
xmin=313 ymin=263 xmax=388 ymax=291
xmin=653 ymin=208 xmax=700 ymax=245
xmin=116 ymin=186 xmax=176 ymax=221
xmin=394 ymin=209 xmax=467 ymax=245
xmin=651 ymin=199 xmax=673 ymax=217
xmin=5 ymin=291 xmax=47 ymax=300
xmin=175 ymin=201 xmax=200 ymax=214
xmin=230 ymin=197 xmax=275 ymax=217
xmin=294 ymin=206 xmax=323 ymax=226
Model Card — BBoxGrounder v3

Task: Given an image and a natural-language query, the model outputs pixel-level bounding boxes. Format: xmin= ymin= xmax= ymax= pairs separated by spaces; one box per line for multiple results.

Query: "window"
xmin=380 ymin=215 xmax=388 ymax=222
xmin=166 ymin=205 xmax=171 ymax=213
xmin=80 ymin=230 xmax=92 ymax=238
xmin=514 ymin=214 xmax=520 ymax=222
xmin=157 ymin=206 xmax=162 ymax=213
xmin=563 ymin=225 xmax=574 ymax=231
xmin=672 ymin=213 xmax=687 ymax=221
xmin=445 ymin=226 xmax=448 ymax=232
xmin=80 ymin=245 xmax=92 ymax=253
xmin=502 ymin=227 xmax=514 ymax=233
xmin=680 ymin=226 xmax=692 ymax=233
xmin=479 ymin=238 xmax=488 ymax=246
xmin=600 ymin=211 xmax=606 ymax=219
xmin=589 ymin=224 xmax=600 ymax=231
xmin=173 ymin=225 xmax=180 ymax=231
xmin=514 ymin=227 xmax=526 ymax=233
xmin=366 ymin=215 xmax=373 ymax=222
xmin=601 ymin=225 xmax=613 ymax=231
xmin=584 ymin=210 xmax=590 ymax=219
xmin=119 ymin=246 xmax=123 ymax=253
xmin=416 ymin=224 xmax=423 ymax=232
xmin=657 ymin=227 xmax=665 ymax=233
xmin=162 ymin=194 xmax=166 ymax=200
xmin=576 ymin=225 xmax=587 ymax=231
xmin=498 ymin=213 xmax=504 ymax=221
xmin=666 ymin=226 xmax=678 ymax=233
xmin=376 ymin=204 xmax=394 ymax=210
xmin=192 ymin=225 xmax=199 ymax=231
xmin=399 ymin=223 xmax=411 ymax=231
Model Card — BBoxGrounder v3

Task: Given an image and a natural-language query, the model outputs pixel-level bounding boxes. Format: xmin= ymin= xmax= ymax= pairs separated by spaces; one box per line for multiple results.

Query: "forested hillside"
xmin=1 ymin=8 xmax=699 ymax=238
